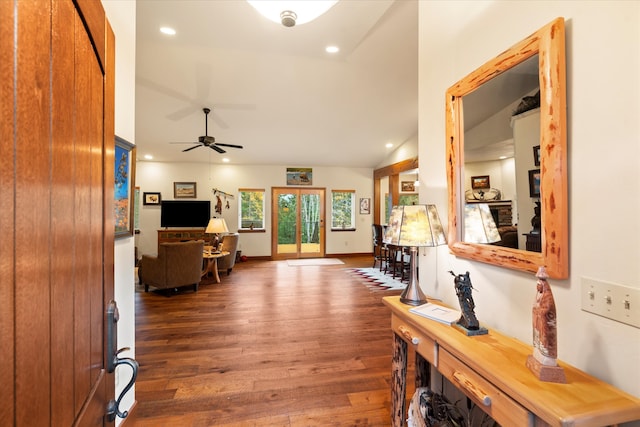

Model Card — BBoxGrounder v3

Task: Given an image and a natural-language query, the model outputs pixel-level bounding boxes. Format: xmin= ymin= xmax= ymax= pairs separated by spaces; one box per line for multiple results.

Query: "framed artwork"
xmin=471 ymin=175 xmax=490 ymax=189
xmin=359 ymin=198 xmax=371 ymax=215
xmin=174 ymin=182 xmax=197 ymax=198
xmin=286 ymin=167 xmax=312 ymax=185
xmin=401 ymin=181 xmax=415 ymax=192
xmin=114 ymin=136 xmax=136 ymax=238
xmin=143 ymin=191 xmax=161 ymax=205
xmin=533 ymin=145 xmax=541 ymax=166
xmin=528 ymin=169 xmax=541 ymax=198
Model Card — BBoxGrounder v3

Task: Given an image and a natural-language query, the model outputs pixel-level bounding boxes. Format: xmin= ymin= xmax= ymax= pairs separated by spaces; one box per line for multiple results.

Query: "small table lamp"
xmin=383 ymin=205 xmax=447 ymax=305
xmin=205 ymin=217 xmax=229 ymax=250
xmin=464 ymin=203 xmax=501 ymax=244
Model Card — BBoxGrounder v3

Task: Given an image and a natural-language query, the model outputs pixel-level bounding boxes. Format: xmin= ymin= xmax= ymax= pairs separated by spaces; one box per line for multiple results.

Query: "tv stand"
xmin=157 ymin=228 xmax=208 ymax=248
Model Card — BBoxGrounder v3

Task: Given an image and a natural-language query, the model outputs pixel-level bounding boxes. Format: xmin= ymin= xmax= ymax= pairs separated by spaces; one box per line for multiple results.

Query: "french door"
xmin=272 ymin=188 xmax=325 ymax=259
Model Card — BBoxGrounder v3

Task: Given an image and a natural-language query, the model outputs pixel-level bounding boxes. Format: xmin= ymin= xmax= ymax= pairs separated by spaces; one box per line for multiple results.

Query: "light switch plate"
xmin=581 ymin=277 xmax=640 ymax=328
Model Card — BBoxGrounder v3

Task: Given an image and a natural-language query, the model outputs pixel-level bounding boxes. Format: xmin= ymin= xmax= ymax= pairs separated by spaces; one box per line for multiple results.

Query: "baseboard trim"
xmin=243 ymin=253 xmax=373 ymax=262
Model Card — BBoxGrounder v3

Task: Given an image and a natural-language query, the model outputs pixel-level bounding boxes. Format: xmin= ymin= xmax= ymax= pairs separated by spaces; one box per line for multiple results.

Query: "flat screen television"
xmin=160 ymin=200 xmax=211 ymax=228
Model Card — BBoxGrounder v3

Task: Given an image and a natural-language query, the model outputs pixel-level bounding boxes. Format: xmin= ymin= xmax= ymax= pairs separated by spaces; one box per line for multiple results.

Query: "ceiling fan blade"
xmin=210 ymin=145 xmax=226 ymax=154
xmin=215 ymin=143 xmax=243 ymax=149
xmin=182 ymin=145 xmax=201 ymax=152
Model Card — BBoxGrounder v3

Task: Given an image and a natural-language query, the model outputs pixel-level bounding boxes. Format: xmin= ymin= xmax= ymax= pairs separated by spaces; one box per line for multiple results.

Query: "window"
xmin=331 ymin=190 xmax=355 ymax=230
xmin=239 ymin=189 xmax=265 ymax=230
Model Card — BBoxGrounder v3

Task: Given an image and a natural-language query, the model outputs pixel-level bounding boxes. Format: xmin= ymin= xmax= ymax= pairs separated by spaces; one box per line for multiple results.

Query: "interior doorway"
xmin=271 ymin=187 xmax=325 ymax=259
xmin=373 ymin=157 xmax=419 ymax=224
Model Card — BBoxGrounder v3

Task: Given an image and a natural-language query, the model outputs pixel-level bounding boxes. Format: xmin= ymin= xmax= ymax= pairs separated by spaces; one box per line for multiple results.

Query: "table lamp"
xmin=205 ymin=217 xmax=229 ymax=250
xmin=464 ymin=203 xmax=501 ymax=244
xmin=383 ymin=205 xmax=447 ymax=305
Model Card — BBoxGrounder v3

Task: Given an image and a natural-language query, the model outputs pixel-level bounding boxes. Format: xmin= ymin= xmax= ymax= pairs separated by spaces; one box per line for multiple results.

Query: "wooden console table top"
xmin=383 ymin=296 xmax=640 ymax=427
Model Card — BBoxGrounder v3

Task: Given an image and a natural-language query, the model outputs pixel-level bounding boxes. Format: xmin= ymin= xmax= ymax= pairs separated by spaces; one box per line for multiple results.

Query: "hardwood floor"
xmin=131 ymin=256 xmax=407 ymax=426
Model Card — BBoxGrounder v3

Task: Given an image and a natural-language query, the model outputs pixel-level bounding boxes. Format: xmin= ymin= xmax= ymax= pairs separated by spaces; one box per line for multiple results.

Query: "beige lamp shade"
xmin=205 ymin=218 xmax=229 ymax=234
xmin=464 ymin=203 xmax=501 ymax=244
xmin=382 ymin=204 xmax=446 ymax=306
xmin=383 ymin=205 xmax=446 ymax=247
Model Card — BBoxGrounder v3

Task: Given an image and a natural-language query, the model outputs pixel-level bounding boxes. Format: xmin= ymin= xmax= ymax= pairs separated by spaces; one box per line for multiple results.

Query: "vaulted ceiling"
xmin=134 ymin=0 xmax=418 ymax=168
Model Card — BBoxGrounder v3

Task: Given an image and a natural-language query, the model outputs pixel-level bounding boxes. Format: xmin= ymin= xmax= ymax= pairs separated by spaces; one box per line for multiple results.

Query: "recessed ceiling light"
xmin=222 ymin=158 xmax=230 ymax=163
xmin=326 ymin=46 xmax=339 ymax=53
xmin=385 ymin=143 xmax=393 ymax=148
xmin=160 ymin=27 xmax=176 ymax=36
xmin=144 ymin=154 xmax=153 ymax=160
xmin=499 ymin=155 xmax=507 ymax=160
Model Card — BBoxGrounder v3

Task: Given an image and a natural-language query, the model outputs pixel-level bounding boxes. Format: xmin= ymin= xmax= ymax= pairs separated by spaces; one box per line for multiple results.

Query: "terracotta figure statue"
xmin=532 ymin=266 xmax=558 ymax=366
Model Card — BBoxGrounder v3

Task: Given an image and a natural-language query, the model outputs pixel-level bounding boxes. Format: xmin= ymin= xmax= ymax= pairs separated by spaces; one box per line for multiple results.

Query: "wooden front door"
xmin=271 ymin=187 xmax=325 ymax=259
xmin=0 ymin=1 xmax=116 ymax=425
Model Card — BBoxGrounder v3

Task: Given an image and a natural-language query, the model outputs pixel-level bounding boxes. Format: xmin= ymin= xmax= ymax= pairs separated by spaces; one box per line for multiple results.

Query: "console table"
xmin=383 ymin=296 xmax=640 ymax=427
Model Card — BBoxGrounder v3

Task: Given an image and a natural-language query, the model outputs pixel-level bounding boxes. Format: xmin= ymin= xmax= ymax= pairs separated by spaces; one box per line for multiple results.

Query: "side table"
xmin=202 ymin=251 xmax=229 ymax=283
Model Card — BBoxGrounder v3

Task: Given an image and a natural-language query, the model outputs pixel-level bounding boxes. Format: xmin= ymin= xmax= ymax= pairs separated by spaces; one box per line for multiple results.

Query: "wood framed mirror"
xmin=446 ymin=18 xmax=568 ymax=278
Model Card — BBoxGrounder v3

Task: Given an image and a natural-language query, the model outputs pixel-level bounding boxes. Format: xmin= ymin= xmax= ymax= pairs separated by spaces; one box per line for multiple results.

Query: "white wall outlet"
xmin=581 ymin=277 xmax=640 ymax=328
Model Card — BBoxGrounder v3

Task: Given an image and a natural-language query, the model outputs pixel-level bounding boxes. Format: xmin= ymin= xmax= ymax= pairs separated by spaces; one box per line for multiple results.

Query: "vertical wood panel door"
xmin=0 ymin=0 xmax=115 ymax=425
xmin=271 ymin=188 xmax=325 ymax=259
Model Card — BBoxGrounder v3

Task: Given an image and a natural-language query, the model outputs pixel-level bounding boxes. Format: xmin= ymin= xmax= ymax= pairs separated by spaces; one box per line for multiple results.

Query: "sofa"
xmin=217 ymin=233 xmax=239 ymax=275
xmin=139 ymin=240 xmax=204 ymax=292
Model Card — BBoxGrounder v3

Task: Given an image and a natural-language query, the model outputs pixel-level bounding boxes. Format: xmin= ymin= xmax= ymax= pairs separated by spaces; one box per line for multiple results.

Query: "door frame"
xmin=271 ymin=187 xmax=325 ymax=260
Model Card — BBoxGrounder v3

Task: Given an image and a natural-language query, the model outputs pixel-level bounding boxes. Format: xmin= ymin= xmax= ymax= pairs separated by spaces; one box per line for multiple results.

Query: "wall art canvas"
xmin=286 ymin=167 xmax=313 ymax=185
xmin=115 ymin=136 xmax=136 ymax=238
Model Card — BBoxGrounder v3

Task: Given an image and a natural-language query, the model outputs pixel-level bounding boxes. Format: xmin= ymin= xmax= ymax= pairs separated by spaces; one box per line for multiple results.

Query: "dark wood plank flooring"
xmin=131 ymin=256 xmax=408 ymax=427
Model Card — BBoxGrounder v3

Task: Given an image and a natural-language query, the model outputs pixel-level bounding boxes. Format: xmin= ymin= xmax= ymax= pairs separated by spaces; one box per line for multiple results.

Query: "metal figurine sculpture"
xmin=526 ymin=266 xmax=566 ymax=382
xmin=449 ymin=271 xmax=487 ymax=335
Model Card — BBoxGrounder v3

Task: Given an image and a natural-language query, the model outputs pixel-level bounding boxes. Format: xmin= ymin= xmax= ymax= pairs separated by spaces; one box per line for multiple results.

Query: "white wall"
xmin=376 ymin=133 xmax=418 ymax=169
xmin=101 ymin=1 xmax=136 ymax=422
xmin=135 ymin=162 xmax=374 ymax=257
xmin=419 ymin=0 xmax=640 ymax=401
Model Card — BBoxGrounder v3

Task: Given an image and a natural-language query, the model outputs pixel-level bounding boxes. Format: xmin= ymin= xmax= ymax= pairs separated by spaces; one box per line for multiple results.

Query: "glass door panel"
xmin=272 ymin=188 xmax=324 ymax=259
xmin=300 ymin=192 xmax=321 ymax=256
xmin=276 ymin=192 xmax=297 ymax=254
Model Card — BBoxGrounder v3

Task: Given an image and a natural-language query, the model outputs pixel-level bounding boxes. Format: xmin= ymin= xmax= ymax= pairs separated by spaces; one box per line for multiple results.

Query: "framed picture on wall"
xmin=286 ymin=167 xmax=313 ymax=185
xmin=471 ymin=175 xmax=490 ymax=189
xmin=174 ymin=182 xmax=197 ymax=198
xmin=114 ymin=136 xmax=136 ymax=238
xmin=528 ymin=169 xmax=541 ymax=197
xmin=533 ymin=145 xmax=541 ymax=166
xmin=401 ymin=181 xmax=415 ymax=192
xmin=359 ymin=198 xmax=371 ymax=214
xmin=143 ymin=192 xmax=161 ymax=205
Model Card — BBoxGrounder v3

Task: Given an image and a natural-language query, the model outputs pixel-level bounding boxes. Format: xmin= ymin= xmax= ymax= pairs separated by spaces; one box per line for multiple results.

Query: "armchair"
xmin=139 ymin=240 xmax=204 ymax=293
xmin=217 ymin=233 xmax=239 ymax=276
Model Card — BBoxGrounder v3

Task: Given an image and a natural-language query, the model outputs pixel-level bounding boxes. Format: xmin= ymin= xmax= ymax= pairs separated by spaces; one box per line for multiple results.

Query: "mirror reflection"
xmin=445 ymin=17 xmax=568 ymax=278
xmin=462 ymin=55 xmax=541 ymax=252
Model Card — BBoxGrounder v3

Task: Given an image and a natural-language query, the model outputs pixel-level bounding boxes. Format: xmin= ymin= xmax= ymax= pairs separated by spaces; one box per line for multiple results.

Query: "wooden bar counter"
xmin=383 ymin=296 xmax=640 ymax=427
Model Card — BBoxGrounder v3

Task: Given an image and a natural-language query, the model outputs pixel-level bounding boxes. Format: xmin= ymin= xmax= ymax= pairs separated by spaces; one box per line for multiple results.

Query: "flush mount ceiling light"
xmin=248 ymin=1 xmax=338 ymax=27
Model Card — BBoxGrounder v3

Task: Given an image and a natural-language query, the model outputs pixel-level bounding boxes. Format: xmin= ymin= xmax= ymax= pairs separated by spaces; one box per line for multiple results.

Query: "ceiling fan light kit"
xmin=280 ymin=11 xmax=297 ymax=27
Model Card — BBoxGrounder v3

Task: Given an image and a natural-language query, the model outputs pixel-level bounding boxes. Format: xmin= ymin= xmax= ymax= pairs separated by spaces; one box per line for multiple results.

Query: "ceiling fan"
xmin=175 ymin=108 xmax=243 ymax=153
